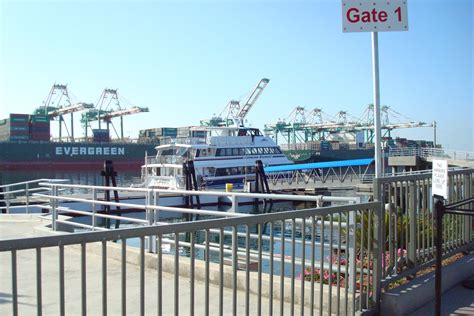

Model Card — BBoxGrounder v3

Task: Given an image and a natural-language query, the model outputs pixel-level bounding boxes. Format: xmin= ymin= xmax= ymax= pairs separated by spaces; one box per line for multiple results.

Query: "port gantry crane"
xmin=81 ymin=88 xmax=149 ymax=140
xmin=35 ymin=84 xmax=94 ymax=142
xmin=264 ymin=104 xmax=434 ymax=145
xmin=200 ymin=78 xmax=270 ymax=127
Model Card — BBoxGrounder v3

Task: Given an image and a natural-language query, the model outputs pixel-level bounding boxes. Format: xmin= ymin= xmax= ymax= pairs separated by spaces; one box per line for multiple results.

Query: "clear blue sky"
xmin=1 ymin=0 xmax=472 ymax=150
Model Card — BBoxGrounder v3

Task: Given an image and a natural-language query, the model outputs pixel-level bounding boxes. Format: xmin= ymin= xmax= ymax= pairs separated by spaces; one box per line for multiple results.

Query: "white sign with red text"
xmin=342 ymin=0 xmax=408 ymax=33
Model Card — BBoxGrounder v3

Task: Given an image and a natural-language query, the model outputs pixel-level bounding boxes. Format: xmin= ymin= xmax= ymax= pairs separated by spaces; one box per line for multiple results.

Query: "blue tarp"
xmin=264 ymin=158 xmax=375 ymax=173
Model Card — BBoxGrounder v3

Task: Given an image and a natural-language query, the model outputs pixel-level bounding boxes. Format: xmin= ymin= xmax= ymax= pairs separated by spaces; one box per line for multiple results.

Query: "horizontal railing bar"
xmin=42 ymin=205 xmax=150 ymax=224
xmin=56 ymin=220 xmax=109 ymax=231
xmin=379 ymin=168 xmax=474 ymax=183
xmin=35 ymin=194 xmax=248 ymax=218
xmin=161 ymin=237 xmax=350 ymax=273
xmin=208 ymin=227 xmax=347 ymax=250
xmin=0 ymin=202 xmax=379 ymax=251
xmin=0 ymin=204 xmax=47 ymax=211
xmin=38 ymin=182 xmax=359 ymax=203
xmin=0 ymin=179 xmax=69 ymax=189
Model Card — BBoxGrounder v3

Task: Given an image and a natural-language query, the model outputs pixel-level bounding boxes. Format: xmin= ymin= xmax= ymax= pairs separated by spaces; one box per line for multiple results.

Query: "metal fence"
xmin=375 ymin=168 xmax=474 ymax=287
xmin=0 ymin=194 xmax=381 ymax=315
xmin=388 ymin=147 xmax=474 ymax=163
xmin=1 ymin=168 xmax=473 ymax=314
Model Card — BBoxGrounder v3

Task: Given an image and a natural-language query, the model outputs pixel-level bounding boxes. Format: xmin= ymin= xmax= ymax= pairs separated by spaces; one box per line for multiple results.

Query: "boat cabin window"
xmin=215 ymin=166 xmax=256 ymax=177
xmin=237 ymin=128 xmax=262 ymax=137
xmin=214 ymin=147 xmax=282 ymax=157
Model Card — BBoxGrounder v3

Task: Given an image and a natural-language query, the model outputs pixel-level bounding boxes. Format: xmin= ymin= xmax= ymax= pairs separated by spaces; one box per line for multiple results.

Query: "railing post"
xmin=463 ymin=173 xmax=472 ymax=243
xmin=154 ymin=191 xmax=160 ymax=223
xmin=51 ymin=185 xmax=58 ymax=231
xmin=25 ymin=183 xmax=30 ymax=214
xmin=434 ymin=197 xmax=445 ymax=316
xmin=146 ymin=190 xmax=155 ymax=253
xmin=230 ymin=194 xmax=238 ymax=213
xmin=348 ymin=211 xmax=356 ymax=294
xmin=407 ymin=180 xmax=418 ymax=269
xmin=372 ymin=178 xmax=384 ymax=312
xmin=6 ymin=185 xmax=10 ymax=214
xmin=91 ymin=188 xmax=97 ymax=231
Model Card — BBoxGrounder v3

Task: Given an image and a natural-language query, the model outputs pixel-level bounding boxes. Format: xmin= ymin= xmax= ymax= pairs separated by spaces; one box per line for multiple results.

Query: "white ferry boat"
xmin=142 ymin=126 xmax=292 ymax=189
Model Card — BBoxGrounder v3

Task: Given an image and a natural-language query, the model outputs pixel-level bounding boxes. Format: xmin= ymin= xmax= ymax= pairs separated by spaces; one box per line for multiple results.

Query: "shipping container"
xmin=29 ymin=115 xmax=50 ymax=123
xmin=10 ymin=114 xmax=29 ymax=123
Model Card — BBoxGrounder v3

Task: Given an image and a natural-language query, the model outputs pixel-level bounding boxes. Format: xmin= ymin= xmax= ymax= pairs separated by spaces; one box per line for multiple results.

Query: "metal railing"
xmin=389 ymin=147 xmax=474 ymax=163
xmin=34 ymin=182 xmax=359 ymax=232
xmin=0 ymin=191 xmax=381 ymax=315
xmin=374 ymin=168 xmax=474 ymax=287
xmin=0 ymin=179 xmax=69 ymax=213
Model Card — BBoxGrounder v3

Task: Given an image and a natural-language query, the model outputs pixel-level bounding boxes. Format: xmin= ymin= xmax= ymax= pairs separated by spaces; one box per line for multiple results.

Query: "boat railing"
xmin=158 ymin=136 xmax=207 ymax=145
xmin=145 ymin=156 xmax=187 ymax=165
xmin=0 ymin=178 xmax=69 ymax=214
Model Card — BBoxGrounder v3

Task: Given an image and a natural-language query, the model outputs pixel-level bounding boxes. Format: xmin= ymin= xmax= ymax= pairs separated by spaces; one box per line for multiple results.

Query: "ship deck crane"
xmin=36 ymin=84 xmax=93 ymax=142
xmin=82 ymin=89 xmax=148 ymax=140
xmin=201 ymin=78 xmax=270 ymax=127
xmin=265 ymin=104 xmax=434 ymax=146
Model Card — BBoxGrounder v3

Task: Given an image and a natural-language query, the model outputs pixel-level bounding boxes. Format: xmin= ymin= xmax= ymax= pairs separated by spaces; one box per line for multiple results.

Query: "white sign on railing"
xmin=432 ymin=159 xmax=448 ymax=199
xmin=342 ymin=0 xmax=409 ymax=33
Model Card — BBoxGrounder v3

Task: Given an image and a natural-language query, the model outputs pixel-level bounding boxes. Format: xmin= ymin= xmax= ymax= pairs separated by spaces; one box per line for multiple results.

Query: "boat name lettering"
xmin=55 ymin=146 xmax=125 ymax=156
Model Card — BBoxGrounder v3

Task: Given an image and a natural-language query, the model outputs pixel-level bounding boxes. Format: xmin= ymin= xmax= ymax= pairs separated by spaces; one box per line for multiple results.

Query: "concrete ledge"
xmin=381 ymin=251 xmax=474 ymax=316
xmin=0 ymin=213 xmax=43 ymax=221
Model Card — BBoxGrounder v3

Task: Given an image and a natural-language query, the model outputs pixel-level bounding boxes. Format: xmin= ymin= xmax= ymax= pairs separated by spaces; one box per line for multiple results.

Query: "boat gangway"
xmin=263 ymin=158 xmax=375 ymax=190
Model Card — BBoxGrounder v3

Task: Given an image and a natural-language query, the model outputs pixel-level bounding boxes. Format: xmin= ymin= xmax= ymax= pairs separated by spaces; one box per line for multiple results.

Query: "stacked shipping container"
xmin=92 ymin=129 xmax=110 ymax=142
xmin=0 ymin=114 xmax=31 ymax=141
xmin=29 ymin=115 xmax=50 ymax=141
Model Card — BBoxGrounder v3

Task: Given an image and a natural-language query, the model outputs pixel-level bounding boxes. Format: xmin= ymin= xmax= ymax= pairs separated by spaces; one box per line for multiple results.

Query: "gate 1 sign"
xmin=432 ymin=159 xmax=448 ymax=199
xmin=342 ymin=0 xmax=408 ymax=33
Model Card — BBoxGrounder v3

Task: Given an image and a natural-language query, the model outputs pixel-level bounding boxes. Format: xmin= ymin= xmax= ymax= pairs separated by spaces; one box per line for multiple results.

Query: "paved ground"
xmin=411 ymin=282 xmax=474 ymax=316
xmin=0 ymin=215 xmax=337 ymax=315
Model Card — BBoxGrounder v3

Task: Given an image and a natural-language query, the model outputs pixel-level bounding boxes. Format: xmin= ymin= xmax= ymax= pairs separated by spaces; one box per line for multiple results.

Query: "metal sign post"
xmin=342 ymin=2 xmax=409 ymax=312
xmin=342 ymin=0 xmax=409 ymax=179
xmin=372 ymin=31 xmax=382 ymax=178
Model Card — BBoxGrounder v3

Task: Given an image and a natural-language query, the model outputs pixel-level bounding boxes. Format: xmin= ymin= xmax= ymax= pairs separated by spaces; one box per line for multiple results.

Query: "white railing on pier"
xmin=0 ymin=179 xmax=69 ymax=213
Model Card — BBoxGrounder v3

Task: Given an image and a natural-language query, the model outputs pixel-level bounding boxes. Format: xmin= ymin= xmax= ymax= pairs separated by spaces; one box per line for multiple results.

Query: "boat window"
xmin=263 ymin=147 xmax=270 ymax=154
xmin=195 ymin=149 xmax=200 ymax=158
xmin=225 ymin=148 xmax=233 ymax=156
xmin=244 ymin=166 xmax=255 ymax=174
xmin=216 ymin=149 xmax=223 ymax=156
xmin=232 ymin=148 xmax=240 ymax=156
xmin=257 ymin=148 xmax=264 ymax=154
xmin=245 ymin=148 xmax=252 ymax=155
xmin=251 ymin=148 xmax=258 ymax=155
xmin=204 ymin=167 xmax=215 ymax=176
xmin=215 ymin=168 xmax=227 ymax=176
xmin=274 ymin=147 xmax=282 ymax=154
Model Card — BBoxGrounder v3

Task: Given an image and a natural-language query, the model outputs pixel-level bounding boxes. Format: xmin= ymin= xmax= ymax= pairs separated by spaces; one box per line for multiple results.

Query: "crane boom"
xmin=237 ymin=78 xmax=270 ymax=120
xmin=101 ymin=106 xmax=149 ymax=121
xmin=47 ymin=103 xmax=94 ymax=118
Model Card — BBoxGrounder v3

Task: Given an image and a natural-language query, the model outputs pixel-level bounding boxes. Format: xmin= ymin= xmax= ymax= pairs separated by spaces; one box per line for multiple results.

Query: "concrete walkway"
xmin=0 ymin=215 xmax=330 ymax=315
xmin=411 ymin=282 xmax=474 ymax=315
